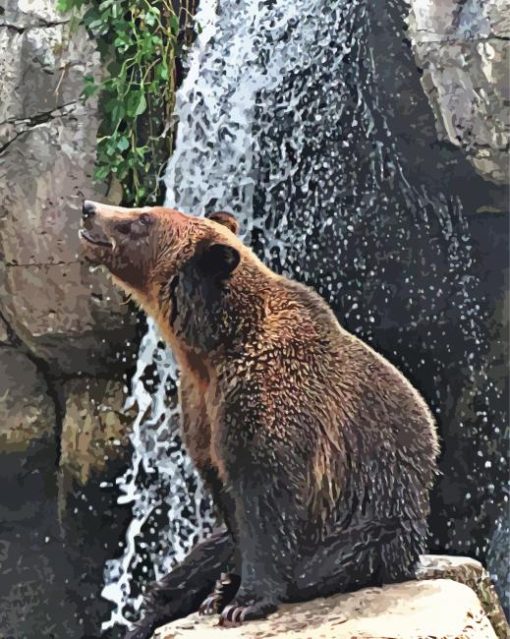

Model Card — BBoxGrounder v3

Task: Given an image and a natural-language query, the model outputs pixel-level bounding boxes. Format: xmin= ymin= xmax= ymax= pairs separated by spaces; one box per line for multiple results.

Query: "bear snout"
xmin=79 ymin=201 xmax=113 ymax=254
xmin=82 ymin=200 xmax=97 ymax=219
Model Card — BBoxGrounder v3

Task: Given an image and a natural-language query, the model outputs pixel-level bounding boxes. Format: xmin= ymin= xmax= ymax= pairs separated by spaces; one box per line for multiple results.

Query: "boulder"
xmin=0 ymin=315 xmax=9 ymax=343
xmin=151 ymin=556 xmax=509 ymax=639
xmin=59 ymin=377 xmax=131 ymax=488
xmin=0 ymin=345 xmax=58 ymax=523
xmin=0 ymin=345 xmax=55 ymax=454
xmin=0 ymin=0 xmax=136 ymax=374
xmin=154 ymin=579 xmax=500 ymax=639
xmin=407 ymin=0 xmax=509 ymax=185
xmin=416 ymin=555 xmax=509 ymax=638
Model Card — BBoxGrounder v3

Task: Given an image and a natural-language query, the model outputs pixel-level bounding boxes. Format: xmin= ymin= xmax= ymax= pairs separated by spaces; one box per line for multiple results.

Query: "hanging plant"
xmin=58 ymin=0 xmax=196 ymax=204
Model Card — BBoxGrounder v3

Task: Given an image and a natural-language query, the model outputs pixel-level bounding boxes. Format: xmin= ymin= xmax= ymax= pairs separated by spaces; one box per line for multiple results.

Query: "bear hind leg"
xmin=290 ymin=517 xmax=426 ymax=602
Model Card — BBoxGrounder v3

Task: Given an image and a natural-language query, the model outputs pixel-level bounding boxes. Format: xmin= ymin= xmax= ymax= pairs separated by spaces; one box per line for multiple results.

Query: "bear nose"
xmin=82 ymin=200 xmax=96 ymax=219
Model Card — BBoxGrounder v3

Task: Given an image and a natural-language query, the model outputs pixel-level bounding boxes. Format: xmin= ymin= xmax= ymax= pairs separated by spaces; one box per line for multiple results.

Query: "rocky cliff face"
xmin=0 ymin=0 xmax=137 ymax=483
xmin=0 ymin=3 xmax=137 ymax=635
xmin=0 ymin=0 xmax=135 ymax=374
xmin=408 ymin=0 xmax=509 ymax=186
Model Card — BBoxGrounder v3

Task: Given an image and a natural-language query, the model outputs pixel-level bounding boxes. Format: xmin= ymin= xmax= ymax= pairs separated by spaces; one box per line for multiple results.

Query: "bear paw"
xmin=218 ymin=595 xmax=277 ymax=626
xmin=199 ymin=572 xmax=239 ymax=615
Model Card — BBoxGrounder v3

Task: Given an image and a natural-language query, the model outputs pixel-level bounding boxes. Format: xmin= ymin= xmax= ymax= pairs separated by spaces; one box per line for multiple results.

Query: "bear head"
xmin=79 ymin=201 xmax=248 ymax=353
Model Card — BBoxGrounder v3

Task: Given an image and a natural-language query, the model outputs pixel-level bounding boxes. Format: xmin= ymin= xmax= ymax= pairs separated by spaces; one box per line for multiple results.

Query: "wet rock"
xmin=416 ymin=555 xmax=509 ymax=638
xmin=55 ymin=379 xmax=135 ymax=637
xmin=0 ymin=0 xmax=136 ymax=374
xmin=1 ymin=258 xmax=135 ymax=373
xmin=0 ymin=0 xmax=69 ymax=30
xmin=153 ymin=578 xmax=503 ymax=639
xmin=0 ymin=315 xmax=9 ymax=343
xmin=59 ymin=377 xmax=131 ymax=488
xmin=408 ymin=0 xmax=509 ymax=185
xmin=0 ymin=346 xmax=55 ymax=454
xmin=0 ymin=345 xmax=58 ymax=523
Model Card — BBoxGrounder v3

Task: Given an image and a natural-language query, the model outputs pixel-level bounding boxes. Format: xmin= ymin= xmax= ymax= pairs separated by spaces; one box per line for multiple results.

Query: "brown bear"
xmin=80 ymin=201 xmax=439 ymax=638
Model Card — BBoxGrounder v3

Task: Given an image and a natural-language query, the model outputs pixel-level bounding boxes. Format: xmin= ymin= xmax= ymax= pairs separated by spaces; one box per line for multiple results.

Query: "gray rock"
xmin=0 ymin=0 xmax=68 ymax=30
xmin=408 ymin=0 xmax=509 ymax=185
xmin=0 ymin=316 xmax=9 ymax=343
xmin=154 ymin=577 xmax=503 ymax=639
xmin=0 ymin=0 xmax=136 ymax=374
xmin=0 ymin=345 xmax=55 ymax=453
xmin=59 ymin=377 xmax=131 ymax=488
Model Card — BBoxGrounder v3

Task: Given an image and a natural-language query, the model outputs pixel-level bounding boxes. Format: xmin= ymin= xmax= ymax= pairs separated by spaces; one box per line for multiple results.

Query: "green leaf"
xmin=126 ymin=91 xmax=137 ymax=117
xmin=127 ymin=92 xmax=147 ymax=117
xmin=104 ymin=97 xmax=117 ymax=113
xmin=81 ymin=75 xmax=98 ymax=99
xmin=159 ymin=64 xmax=168 ymax=80
xmin=105 ymin=140 xmax=117 ymax=157
xmin=95 ymin=165 xmax=110 ymax=181
xmin=56 ymin=0 xmax=72 ymax=12
xmin=169 ymin=14 xmax=179 ymax=36
xmin=117 ymin=136 xmax=130 ymax=152
xmin=56 ymin=0 xmax=84 ymax=12
xmin=82 ymin=83 xmax=98 ymax=99
xmin=145 ymin=12 xmax=157 ymax=27
xmin=111 ymin=102 xmax=125 ymax=123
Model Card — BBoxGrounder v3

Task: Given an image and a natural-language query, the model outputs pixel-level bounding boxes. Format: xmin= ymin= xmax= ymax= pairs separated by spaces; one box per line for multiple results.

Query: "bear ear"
xmin=198 ymin=243 xmax=240 ymax=280
xmin=205 ymin=211 xmax=240 ymax=235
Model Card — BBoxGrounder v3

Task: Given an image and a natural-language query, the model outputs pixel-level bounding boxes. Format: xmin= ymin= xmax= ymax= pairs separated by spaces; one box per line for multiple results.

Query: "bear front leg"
xmin=213 ymin=382 xmax=314 ymax=626
xmin=218 ymin=465 xmax=305 ymax=626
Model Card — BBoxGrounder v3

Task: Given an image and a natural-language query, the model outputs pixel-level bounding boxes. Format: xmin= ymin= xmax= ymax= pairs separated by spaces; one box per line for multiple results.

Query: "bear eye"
xmin=116 ymin=222 xmax=132 ymax=235
xmin=139 ymin=213 xmax=152 ymax=226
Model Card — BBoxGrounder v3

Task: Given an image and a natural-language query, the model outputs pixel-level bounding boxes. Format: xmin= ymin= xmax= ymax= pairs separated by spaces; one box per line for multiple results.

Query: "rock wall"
xmin=0 ymin=4 xmax=139 ymax=635
xmin=0 ymin=0 xmax=137 ymax=507
xmin=0 ymin=0 xmax=135 ymax=375
xmin=408 ymin=0 xmax=509 ymax=185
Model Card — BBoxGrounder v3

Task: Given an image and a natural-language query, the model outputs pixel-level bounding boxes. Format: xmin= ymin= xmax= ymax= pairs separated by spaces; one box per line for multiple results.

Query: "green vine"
xmin=58 ymin=0 xmax=196 ymax=205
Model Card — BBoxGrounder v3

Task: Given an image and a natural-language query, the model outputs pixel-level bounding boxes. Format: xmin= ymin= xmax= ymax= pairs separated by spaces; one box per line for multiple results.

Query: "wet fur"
xmin=81 ymin=207 xmax=438 ymax=637
xmin=129 ymin=246 xmax=437 ymax=634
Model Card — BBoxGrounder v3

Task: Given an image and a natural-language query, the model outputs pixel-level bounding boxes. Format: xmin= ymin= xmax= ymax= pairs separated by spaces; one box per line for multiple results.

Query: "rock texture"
xmin=408 ymin=0 xmax=509 ymax=184
xmin=151 ymin=556 xmax=509 ymax=639
xmin=0 ymin=0 xmax=139 ymax=500
xmin=154 ymin=579 xmax=500 ymax=639
xmin=416 ymin=555 xmax=510 ymax=638
xmin=0 ymin=346 xmax=55 ymax=454
xmin=59 ymin=377 xmax=131 ymax=487
xmin=0 ymin=0 xmax=135 ymax=375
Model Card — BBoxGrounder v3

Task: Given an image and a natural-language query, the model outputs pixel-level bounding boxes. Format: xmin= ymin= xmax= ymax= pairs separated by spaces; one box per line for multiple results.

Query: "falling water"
xmin=102 ymin=0 xmax=508 ymax=627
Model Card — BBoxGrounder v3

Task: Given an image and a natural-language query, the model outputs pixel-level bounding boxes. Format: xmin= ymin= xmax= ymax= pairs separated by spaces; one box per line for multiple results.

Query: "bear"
xmin=80 ymin=200 xmax=439 ymax=638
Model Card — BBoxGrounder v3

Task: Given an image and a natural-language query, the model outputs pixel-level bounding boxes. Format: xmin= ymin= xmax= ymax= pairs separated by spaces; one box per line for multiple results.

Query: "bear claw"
xmin=199 ymin=572 xmax=238 ymax=616
xmin=218 ymin=598 xmax=277 ymax=626
xmin=199 ymin=592 xmax=222 ymax=616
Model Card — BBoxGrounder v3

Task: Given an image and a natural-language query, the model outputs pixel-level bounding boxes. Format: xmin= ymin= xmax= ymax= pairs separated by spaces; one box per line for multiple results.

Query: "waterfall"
xmin=102 ymin=0 xmax=506 ymax=628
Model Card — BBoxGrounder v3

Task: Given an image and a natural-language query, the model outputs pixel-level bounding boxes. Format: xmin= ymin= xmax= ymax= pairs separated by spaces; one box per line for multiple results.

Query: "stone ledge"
xmin=153 ymin=565 xmax=510 ymax=639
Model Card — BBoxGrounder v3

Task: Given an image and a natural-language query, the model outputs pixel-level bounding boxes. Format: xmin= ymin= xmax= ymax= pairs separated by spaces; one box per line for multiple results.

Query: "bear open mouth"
xmin=79 ymin=229 xmax=113 ymax=248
